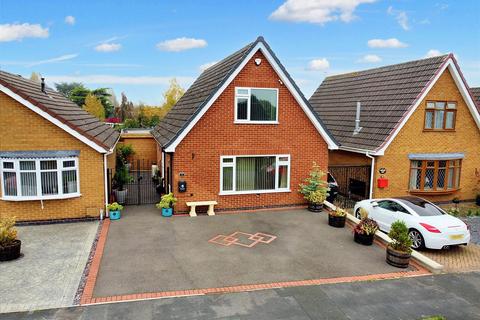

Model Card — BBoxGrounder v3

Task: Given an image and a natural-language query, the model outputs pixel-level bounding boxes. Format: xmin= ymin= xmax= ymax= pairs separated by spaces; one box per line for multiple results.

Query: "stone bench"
xmin=186 ymin=201 xmax=218 ymax=217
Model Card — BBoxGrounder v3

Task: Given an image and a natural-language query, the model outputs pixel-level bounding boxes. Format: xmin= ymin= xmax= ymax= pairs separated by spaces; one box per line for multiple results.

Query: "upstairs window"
xmin=235 ymin=87 xmax=278 ymax=123
xmin=1 ymin=158 xmax=79 ymax=200
xmin=409 ymin=159 xmax=461 ymax=193
xmin=424 ymin=101 xmax=456 ymax=130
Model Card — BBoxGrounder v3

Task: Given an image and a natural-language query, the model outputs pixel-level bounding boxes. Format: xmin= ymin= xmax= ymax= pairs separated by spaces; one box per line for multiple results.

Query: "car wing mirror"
xmin=371 ymin=201 xmax=379 ymax=207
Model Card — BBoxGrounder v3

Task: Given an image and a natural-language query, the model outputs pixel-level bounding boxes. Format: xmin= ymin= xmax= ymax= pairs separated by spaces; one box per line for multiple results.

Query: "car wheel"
xmin=355 ymin=208 xmax=362 ymax=219
xmin=408 ymin=229 xmax=425 ymax=250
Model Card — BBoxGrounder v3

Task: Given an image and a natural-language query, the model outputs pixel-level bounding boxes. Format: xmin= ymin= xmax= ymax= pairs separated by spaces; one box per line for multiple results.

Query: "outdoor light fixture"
xmin=255 ymin=58 xmax=262 ymax=66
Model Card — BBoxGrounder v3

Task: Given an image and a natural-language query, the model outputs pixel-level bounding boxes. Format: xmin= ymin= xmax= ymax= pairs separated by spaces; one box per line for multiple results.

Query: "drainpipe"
xmin=366 ymin=152 xmax=375 ymax=199
xmin=103 ymin=150 xmax=114 ymax=220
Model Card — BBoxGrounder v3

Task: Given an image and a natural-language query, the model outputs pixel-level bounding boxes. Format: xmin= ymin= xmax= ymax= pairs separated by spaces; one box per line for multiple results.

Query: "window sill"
xmin=408 ymin=189 xmax=459 ymax=196
xmin=422 ymin=129 xmax=456 ymax=132
xmin=234 ymin=121 xmax=279 ymax=125
xmin=219 ymin=189 xmax=291 ymax=196
xmin=0 ymin=193 xmax=81 ymax=202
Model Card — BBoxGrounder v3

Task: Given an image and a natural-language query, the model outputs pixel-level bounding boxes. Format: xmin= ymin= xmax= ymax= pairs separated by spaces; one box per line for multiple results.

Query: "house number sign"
xmin=379 ymin=168 xmax=387 ymax=174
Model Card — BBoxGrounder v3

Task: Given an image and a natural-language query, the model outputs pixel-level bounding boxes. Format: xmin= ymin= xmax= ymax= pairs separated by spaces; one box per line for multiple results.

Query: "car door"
xmin=373 ymin=200 xmax=401 ymax=232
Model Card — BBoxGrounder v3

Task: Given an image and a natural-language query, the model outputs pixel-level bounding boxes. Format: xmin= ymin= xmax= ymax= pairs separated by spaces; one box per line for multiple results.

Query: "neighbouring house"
xmin=0 ymin=71 xmax=119 ymax=221
xmin=152 ymin=36 xmax=338 ymax=213
xmin=309 ymin=54 xmax=480 ymax=203
xmin=471 ymin=87 xmax=480 ymax=107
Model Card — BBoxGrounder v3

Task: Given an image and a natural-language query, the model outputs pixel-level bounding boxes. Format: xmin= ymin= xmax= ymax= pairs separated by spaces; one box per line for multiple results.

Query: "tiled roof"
xmin=309 ymin=54 xmax=450 ymax=151
xmin=152 ymin=36 xmax=336 ymax=148
xmin=152 ymin=40 xmax=256 ymax=147
xmin=0 ymin=70 xmax=119 ymax=151
xmin=471 ymin=87 xmax=480 ymax=107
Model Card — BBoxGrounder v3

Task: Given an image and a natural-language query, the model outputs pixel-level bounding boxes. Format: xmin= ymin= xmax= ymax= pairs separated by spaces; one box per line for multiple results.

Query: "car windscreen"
xmin=397 ymin=199 xmax=445 ymax=216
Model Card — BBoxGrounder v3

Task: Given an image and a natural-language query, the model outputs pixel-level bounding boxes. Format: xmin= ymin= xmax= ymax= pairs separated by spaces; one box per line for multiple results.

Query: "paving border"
xmin=79 ymin=211 xmax=430 ymax=305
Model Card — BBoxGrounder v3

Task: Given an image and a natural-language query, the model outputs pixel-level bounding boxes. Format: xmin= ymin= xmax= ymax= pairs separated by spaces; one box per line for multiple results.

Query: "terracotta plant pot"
xmin=386 ymin=246 xmax=411 ymax=268
xmin=0 ymin=240 xmax=21 ymax=262
xmin=354 ymin=232 xmax=374 ymax=246
xmin=328 ymin=214 xmax=346 ymax=228
xmin=308 ymin=202 xmax=323 ymax=212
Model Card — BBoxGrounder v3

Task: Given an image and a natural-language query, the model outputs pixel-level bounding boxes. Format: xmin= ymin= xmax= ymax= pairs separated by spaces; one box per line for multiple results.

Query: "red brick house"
xmin=152 ymin=37 xmax=338 ymax=213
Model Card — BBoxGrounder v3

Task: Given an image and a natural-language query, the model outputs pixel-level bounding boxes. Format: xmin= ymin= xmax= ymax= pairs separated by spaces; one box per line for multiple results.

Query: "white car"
xmin=354 ymin=196 xmax=470 ymax=250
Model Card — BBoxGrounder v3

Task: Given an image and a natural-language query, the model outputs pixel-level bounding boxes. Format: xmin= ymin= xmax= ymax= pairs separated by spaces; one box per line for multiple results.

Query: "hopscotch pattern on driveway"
xmin=209 ymin=232 xmax=277 ymax=248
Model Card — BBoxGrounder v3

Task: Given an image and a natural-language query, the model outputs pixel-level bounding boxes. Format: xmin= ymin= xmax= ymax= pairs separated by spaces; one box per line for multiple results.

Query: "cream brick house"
xmin=0 ymin=71 xmax=119 ymax=221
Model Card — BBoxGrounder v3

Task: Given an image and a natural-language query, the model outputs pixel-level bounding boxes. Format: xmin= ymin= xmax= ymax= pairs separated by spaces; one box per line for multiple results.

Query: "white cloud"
xmin=269 ymin=0 xmax=377 ymax=25
xmin=367 ymin=38 xmax=408 ymax=48
xmin=425 ymin=49 xmax=442 ymax=58
xmin=45 ymin=74 xmax=194 ymax=86
xmin=95 ymin=43 xmax=122 ymax=52
xmin=387 ymin=6 xmax=409 ymax=31
xmin=358 ymin=54 xmax=382 ymax=63
xmin=65 ymin=16 xmax=76 ymax=25
xmin=199 ymin=61 xmax=218 ymax=72
xmin=0 ymin=23 xmax=49 ymax=42
xmin=307 ymin=58 xmax=330 ymax=70
xmin=27 ymin=54 xmax=78 ymax=67
xmin=156 ymin=37 xmax=207 ymax=52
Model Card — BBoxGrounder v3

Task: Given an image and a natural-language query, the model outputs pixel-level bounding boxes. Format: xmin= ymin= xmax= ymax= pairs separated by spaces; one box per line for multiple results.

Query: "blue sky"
xmin=1 ymin=0 xmax=479 ymax=105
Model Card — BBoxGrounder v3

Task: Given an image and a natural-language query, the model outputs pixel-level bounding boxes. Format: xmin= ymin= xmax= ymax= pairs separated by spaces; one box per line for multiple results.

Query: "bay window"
xmin=220 ymin=155 xmax=290 ymax=194
xmin=424 ymin=101 xmax=456 ymax=130
xmin=409 ymin=159 xmax=461 ymax=193
xmin=1 ymin=157 xmax=79 ymax=200
xmin=235 ymin=87 xmax=278 ymax=123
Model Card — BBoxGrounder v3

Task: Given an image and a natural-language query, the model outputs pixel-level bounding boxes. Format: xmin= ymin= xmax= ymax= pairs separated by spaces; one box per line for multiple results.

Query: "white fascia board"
xmin=164 ymin=42 xmax=338 ymax=152
xmin=375 ymin=58 xmax=480 ymax=155
xmin=339 ymin=145 xmax=383 ymax=156
xmin=0 ymin=84 xmax=108 ymax=154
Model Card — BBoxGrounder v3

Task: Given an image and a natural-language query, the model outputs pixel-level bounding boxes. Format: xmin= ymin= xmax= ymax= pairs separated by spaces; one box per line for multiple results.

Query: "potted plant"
xmin=113 ymin=166 xmax=133 ymax=204
xmin=156 ymin=192 xmax=177 ymax=217
xmin=0 ymin=217 xmax=21 ymax=262
xmin=386 ymin=220 xmax=413 ymax=268
xmin=353 ymin=209 xmax=379 ymax=245
xmin=117 ymin=144 xmax=135 ymax=170
xmin=328 ymin=207 xmax=347 ymax=228
xmin=107 ymin=202 xmax=124 ymax=220
xmin=299 ymin=162 xmax=330 ymax=212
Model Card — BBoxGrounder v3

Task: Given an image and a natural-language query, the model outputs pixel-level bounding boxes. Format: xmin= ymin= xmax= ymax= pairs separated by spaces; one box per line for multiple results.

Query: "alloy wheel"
xmin=409 ymin=230 xmax=423 ymax=249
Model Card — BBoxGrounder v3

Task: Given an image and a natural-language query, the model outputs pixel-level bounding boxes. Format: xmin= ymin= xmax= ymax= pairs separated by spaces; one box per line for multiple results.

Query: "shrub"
xmin=354 ymin=217 xmax=379 ymax=236
xmin=359 ymin=207 xmax=369 ymax=219
xmin=156 ymin=192 xmax=178 ymax=209
xmin=388 ymin=220 xmax=413 ymax=254
xmin=299 ymin=162 xmax=329 ymax=204
xmin=107 ymin=202 xmax=124 ymax=211
xmin=0 ymin=217 xmax=18 ymax=247
xmin=330 ymin=207 xmax=347 ymax=217
xmin=113 ymin=166 xmax=133 ymax=191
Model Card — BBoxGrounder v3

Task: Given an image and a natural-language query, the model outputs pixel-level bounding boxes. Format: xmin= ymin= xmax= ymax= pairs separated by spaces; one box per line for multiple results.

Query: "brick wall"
xmin=171 ymin=50 xmax=329 ymax=213
xmin=329 ymin=150 xmax=371 ymax=166
xmin=374 ymin=69 xmax=480 ymax=202
xmin=0 ymin=92 xmax=107 ymax=221
xmin=119 ymin=135 xmax=157 ymax=168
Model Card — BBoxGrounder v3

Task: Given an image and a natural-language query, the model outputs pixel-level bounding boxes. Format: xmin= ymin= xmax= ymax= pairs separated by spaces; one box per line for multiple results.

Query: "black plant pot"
xmin=0 ymin=240 xmax=21 ymax=262
xmin=386 ymin=246 xmax=411 ymax=268
xmin=476 ymin=196 xmax=480 ymax=206
xmin=308 ymin=202 xmax=323 ymax=212
xmin=328 ymin=214 xmax=346 ymax=228
xmin=354 ymin=232 xmax=374 ymax=246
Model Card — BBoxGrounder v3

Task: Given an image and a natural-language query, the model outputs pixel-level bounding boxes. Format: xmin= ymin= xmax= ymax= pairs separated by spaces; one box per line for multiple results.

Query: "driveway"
xmin=92 ymin=206 xmax=422 ymax=298
xmin=4 ymin=272 xmax=480 ymax=319
xmin=0 ymin=221 xmax=98 ymax=313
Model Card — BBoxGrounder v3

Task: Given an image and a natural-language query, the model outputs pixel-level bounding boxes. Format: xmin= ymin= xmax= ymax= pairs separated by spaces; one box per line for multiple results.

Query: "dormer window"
xmin=235 ymin=87 xmax=278 ymax=123
xmin=424 ymin=101 xmax=456 ymax=130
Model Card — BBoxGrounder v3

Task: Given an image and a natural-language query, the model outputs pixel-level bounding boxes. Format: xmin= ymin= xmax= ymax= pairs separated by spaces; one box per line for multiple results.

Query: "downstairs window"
xmin=220 ymin=155 xmax=290 ymax=194
xmin=409 ymin=159 xmax=461 ymax=193
xmin=1 ymin=158 xmax=80 ymax=200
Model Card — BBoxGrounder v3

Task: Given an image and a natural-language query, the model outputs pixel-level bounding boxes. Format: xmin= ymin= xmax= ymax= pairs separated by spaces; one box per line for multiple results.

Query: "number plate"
xmin=450 ymin=234 xmax=463 ymax=240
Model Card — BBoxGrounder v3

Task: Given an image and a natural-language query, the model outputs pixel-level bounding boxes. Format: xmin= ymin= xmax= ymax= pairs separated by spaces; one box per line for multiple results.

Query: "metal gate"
xmin=329 ymin=165 xmax=371 ymax=208
xmin=114 ymin=159 xmax=161 ymax=205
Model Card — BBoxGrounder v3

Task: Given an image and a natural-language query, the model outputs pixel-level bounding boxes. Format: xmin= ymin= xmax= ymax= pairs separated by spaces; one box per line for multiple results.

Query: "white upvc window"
xmin=220 ymin=155 xmax=290 ymax=195
xmin=234 ymin=87 xmax=279 ymax=123
xmin=0 ymin=158 xmax=80 ymax=201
